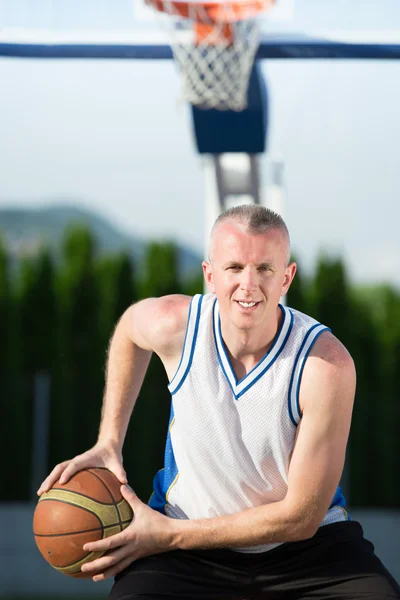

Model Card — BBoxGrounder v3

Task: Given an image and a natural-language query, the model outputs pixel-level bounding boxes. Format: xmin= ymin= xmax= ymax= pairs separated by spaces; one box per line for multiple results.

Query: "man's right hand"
xmin=37 ymin=441 xmax=127 ymax=496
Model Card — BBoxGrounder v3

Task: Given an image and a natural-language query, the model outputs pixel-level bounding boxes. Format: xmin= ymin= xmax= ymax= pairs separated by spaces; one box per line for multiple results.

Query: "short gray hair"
xmin=210 ymin=204 xmax=290 ymax=263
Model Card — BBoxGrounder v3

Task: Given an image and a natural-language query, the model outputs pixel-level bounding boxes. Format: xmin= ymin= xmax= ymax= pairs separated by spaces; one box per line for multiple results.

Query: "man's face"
xmin=202 ymin=221 xmax=296 ymax=331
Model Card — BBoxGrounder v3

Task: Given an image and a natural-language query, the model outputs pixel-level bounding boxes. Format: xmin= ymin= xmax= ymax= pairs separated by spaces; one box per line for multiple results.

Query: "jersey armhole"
xmin=288 ymin=324 xmax=331 ymax=426
xmin=168 ymin=294 xmax=203 ymax=395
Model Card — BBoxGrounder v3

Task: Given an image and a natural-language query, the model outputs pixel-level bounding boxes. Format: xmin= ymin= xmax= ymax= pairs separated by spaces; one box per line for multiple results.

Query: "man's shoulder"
xmin=134 ymin=294 xmax=192 ymax=333
xmin=307 ymin=330 xmax=355 ymax=382
xmin=299 ymin=330 xmax=356 ymax=414
xmin=287 ymin=306 xmax=352 ymax=365
xmin=131 ymin=294 xmax=193 ymax=355
xmin=147 ymin=293 xmax=193 ymax=316
xmin=285 ymin=305 xmax=355 ymax=383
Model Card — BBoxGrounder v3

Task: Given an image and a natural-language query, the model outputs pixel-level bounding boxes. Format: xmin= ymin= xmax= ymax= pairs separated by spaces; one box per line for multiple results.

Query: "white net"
xmin=147 ymin=1 xmax=262 ymax=111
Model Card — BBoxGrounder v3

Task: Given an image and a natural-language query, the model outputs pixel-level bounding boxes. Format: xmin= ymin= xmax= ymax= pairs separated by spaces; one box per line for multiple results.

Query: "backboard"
xmin=1 ymin=0 xmax=400 ymax=59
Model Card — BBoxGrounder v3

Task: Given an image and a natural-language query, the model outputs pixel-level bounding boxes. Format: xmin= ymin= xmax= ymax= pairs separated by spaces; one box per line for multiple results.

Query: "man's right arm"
xmin=37 ymin=294 xmax=191 ymax=495
xmin=98 ymin=294 xmax=191 ymax=452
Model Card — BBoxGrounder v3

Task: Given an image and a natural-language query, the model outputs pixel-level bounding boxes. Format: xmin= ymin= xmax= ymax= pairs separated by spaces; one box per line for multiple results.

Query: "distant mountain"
xmin=0 ymin=204 xmax=203 ymax=278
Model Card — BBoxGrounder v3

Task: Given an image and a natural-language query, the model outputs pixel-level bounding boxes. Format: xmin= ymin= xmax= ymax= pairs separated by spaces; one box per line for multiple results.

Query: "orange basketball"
xmin=33 ymin=468 xmax=133 ymax=577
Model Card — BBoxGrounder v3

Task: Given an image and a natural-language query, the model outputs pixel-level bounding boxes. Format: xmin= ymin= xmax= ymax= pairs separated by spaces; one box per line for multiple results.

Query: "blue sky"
xmin=1 ymin=0 xmax=400 ymax=286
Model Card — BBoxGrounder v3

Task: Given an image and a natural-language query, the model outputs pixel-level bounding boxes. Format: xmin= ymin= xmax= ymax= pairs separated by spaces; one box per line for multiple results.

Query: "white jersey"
xmin=149 ymin=293 xmax=349 ymax=553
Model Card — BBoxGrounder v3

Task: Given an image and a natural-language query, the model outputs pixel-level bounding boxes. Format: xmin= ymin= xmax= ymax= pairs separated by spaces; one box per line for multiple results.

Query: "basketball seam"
xmin=87 ymin=469 xmax=116 ymax=502
xmin=34 ymin=519 xmax=132 ymax=537
xmin=36 ymin=497 xmax=104 ymax=536
xmin=52 ymin=548 xmax=98 ymax=571
xmin=88 ymin=469 xmax=124 ymax=531
xmin=48 ymin=487 xmax=120 ymax=506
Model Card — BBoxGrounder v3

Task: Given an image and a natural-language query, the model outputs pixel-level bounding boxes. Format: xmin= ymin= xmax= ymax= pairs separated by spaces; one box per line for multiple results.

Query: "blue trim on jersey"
xmin=168 ymin=296 xmax=195 ymax=388
xmin=148 ymin=403 xmax=178 ymax=514
xmin=212 ymin=299 xmax=237 ymax=397
xmin=236 ymin=310 xmax=294 ymax=399
xmin=220 ymin=304 xmax=287 ymax=387
xmin=213 ymin=302 xmax=293 ymax=400
xmin=287 ymin=323 xmax=330 ymax=427
xmin=288 ymin=381 xmax=297 ymax=427
xmin=295 ymin=326 xmax=330 ymax=419
xmin=170 ymin=295 xmax=203 ymax=396
xmin=218 ymin=313 xmax=237 ymax=385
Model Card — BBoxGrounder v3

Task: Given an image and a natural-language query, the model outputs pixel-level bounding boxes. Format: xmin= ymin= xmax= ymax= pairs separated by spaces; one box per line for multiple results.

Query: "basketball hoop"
xmin=145 ymin=0 xmax=275 ymax=111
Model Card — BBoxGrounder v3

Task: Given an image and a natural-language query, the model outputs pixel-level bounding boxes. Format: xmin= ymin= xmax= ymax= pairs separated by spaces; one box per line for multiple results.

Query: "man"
xmin=39 ymin=205 xmax=399 ymax=599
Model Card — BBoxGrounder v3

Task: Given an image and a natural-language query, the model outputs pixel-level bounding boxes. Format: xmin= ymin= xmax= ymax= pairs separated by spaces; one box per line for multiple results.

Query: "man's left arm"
xmin=81 ymin=331 xmax=356 ymax=581
xmin=174 ymin=331 xmax=356 ymax=548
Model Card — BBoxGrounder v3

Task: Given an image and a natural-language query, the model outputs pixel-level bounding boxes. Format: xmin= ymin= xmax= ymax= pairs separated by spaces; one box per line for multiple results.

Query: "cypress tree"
xmin=311 ymin=255 xmax=353 ymax=345
xmin=347 ymin=295 xmax=381 ymax=506
xmin=181 ymin=270 xmax=204 ymax=297
xmin=286 ymin=255 xmax=309 ymax=314
xmin=54 ymin=225 xmax=102 ymax=464
xmin=96 ymin=256 xmax=118 ymax=354
xmin=139 ymin=242 xmax=179 ymax=299
xmin=311 ymin=256 xmax=384 ymax=507
xmin=376 ymin=286 xmax=400 ymax=506
xmin=96 ymin=252 xmax=136 ymax=357
xmin=0 ymin=237 xmax=15 ymax=500
xmin=13 ymin=248 xmax=56 ymax=500
xmin=113 ymin=252 xmax=137 ymax=318
xmin=0 ymin=236 xmax=10 ymax=375
xmin=391 ymin=333 xmax=400 ymax=506
xmin=311 ymin=256 xmax=356 ymax=503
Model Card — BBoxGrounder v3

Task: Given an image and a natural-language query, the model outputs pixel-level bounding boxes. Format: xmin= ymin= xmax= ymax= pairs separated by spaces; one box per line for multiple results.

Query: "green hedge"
xmin=1 ymin=231 xmax=399 ymax=507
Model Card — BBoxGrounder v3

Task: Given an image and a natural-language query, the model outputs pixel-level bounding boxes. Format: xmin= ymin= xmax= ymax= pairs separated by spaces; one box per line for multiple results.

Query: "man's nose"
xmin=240 ymin=268 xmax=257 ymax=291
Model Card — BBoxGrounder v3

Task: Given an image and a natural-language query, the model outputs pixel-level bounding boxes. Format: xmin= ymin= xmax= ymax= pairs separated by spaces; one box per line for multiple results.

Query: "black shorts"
xmin=109 ymin=521 xmax=400 ymax=600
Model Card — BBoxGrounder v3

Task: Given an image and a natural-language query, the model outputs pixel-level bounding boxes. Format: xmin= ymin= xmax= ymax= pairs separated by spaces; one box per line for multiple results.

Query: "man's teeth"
xmin=238 ymin=301 xmax=256 ymax=308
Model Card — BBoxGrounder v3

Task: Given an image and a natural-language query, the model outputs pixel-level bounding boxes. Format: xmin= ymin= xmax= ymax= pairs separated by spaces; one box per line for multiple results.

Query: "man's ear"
xmin=202 ymin=261 xmax=215 ymax=293
xmin=282 ymin=262 xmax=297 ymax=296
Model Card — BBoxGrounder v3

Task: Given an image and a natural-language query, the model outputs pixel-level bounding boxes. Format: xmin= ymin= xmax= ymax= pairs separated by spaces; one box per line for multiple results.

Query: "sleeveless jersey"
xmin=149 ymin=293 xmax=349 ymax=553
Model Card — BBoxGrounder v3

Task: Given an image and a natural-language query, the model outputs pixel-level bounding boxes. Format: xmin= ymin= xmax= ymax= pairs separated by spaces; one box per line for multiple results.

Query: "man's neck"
xmin=220 ymin=306 xmax=282 ymax=377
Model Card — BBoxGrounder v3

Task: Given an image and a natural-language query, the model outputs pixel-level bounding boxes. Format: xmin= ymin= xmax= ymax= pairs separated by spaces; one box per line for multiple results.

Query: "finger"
xmin=113 ymin=465 xmax=128 ymax=485
xmin=59 ymin=457 xmax=87 ymax=484
xmin=121 ymin=484 xmax=139 ymax=504
xmin=37 ymin=461 xmax=70 ymax=495
xmin=81 ymin=547 xmax=124 ymax=574
xmin=83 ymin=530 xmax=127 ymax=554
xmin=93 ymin=555 xmax=135 ymax=582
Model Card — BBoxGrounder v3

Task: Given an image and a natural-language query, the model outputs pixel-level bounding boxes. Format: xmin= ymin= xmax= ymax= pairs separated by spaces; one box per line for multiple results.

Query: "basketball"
xmin=33 ymin=468 xmax=133 ymax=577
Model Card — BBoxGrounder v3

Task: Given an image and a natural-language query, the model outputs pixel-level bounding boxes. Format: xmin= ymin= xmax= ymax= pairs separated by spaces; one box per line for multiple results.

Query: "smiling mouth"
xmin=235 ymin=300 xmax=260 ymax=309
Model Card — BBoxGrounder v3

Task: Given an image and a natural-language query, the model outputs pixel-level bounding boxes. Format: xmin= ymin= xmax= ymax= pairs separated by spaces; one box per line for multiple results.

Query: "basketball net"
xmin=145 ymin=0 xmax=275 ymax=111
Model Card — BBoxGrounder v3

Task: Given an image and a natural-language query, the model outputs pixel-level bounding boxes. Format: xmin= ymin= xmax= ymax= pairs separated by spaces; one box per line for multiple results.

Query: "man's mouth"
xmin=235 ymin=300 xmax=260 ymax=309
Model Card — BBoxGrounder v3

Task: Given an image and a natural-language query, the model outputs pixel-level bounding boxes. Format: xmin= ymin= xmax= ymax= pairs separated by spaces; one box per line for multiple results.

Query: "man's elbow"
xmin=283 ymin=525 xmax=317 ymax=543
xmin=283 ymin=507 xmax=320 ymax=542
xmin=294 ymin=519 xmax=319 ymax=541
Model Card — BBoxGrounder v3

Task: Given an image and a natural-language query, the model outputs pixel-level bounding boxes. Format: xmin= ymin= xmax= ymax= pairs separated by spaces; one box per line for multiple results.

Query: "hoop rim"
xmin=145 ymin=0 xmax=275 ymax=23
